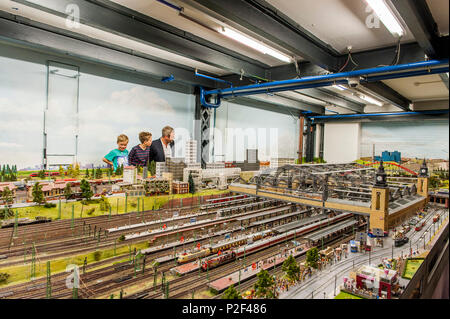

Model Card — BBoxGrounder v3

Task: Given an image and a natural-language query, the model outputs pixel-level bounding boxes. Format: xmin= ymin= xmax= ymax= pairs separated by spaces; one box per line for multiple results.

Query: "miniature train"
xmin=177 ymin=230 xmax=273 ymax=264
xmin=1 ymin=216 xmax=52 ymax=228
xmin=177 ymin=212 xmax=354 ymax=266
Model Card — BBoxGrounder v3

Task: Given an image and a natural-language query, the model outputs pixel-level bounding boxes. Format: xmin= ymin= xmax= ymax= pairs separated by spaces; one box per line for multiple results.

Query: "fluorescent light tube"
xmin=365 ymin=0 xmax=404 ymax=37
xmin=332 ymin=85 xmax=347 ymax=91
xmin=219 ymin=27 xmax=292 ymax=63
xmin=359 ymin=94 xmax=384 ymax=106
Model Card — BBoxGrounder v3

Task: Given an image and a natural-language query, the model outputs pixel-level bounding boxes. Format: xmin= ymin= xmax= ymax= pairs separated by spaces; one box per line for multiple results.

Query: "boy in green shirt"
xmin=103 ymin=134 xmax=129 ymax=171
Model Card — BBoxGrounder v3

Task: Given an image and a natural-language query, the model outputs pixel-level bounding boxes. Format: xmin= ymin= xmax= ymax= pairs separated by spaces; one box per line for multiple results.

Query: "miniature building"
xmin=374 ymin=150 xmax=401 ymax=163
xmin=206 ymin=162 xmax=225 ymax=169
xmin=162 ymin=172 xmax=173 ymax=195
xmin=232 ymin=149 xmax=260 ymax=171
xmin=259 ymin=161 xmax=270 ymax=168
xmin=172 ymin=181 xmax=189 ymax=194
xmin=183 ymin=167 xmax=240 ymax=189
xmin=125 ymin=184 xmax=145 ymax=197
xmin=144 ymin=177 xmax=170 ymax=195
xmin=246 ymin=149 xmax=258 ymax=163
xmin=26 ymin=181 xmax=81 ymax=201
xmin=202 ymin=167 xmax=241 ymax=188
xmin=166 ymin=157 xmax=186 ymax=181
xmin=123 ymin=166 xmax=137 ymax=184
xmin=155 ymin=162 xmax=168 ymax=178
xmin=224 ymin=162 xmax=234 ymax=168
xmin=0 ymin=182 xmax=17 ymax=203
xmin=185 ymin=139 xmax=197 ymax=164
xmin=183 ymin=167 xmax=202 ymax=188
xmin=355 ymin=265 xmax=398 ymax=299
xmin=232 ymin=162 xmax=260 ymax=171
xmin=186 ymin=162 xmax=201 ymax=169
xmin=270 ymin=157 xmax=296 ymax=168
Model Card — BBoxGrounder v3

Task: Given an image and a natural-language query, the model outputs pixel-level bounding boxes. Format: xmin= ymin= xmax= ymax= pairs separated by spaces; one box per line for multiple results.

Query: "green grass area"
xmin=335 ymin=291 xmax=364 ymax=299
xmin=0 ymin=240 xmax=151 ymax=287
xmin=402 ymin=258 xmax=424 ymax=280
xmin=16 ymin=168 xmax=112 ymax=180
xmin=14 ymin=189 xmax=228 ymax=221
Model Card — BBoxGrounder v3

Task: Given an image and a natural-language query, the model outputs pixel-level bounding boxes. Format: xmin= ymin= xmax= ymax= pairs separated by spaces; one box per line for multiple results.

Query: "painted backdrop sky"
xmin=0 ymin=56 xmax=195 ymax=169
xmin=361 ymin=120 xmax=449 ymax=160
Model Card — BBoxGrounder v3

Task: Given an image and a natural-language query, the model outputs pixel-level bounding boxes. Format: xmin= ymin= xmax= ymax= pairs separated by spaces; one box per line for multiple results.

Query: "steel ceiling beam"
xmin=295 ymin=88 xmax=365 ymax=114
xmin=439 ymin=73 xmax=449 ymax=90
xmin=225 ymin=95 xmax=324 ymax=117
xmin=241 ymin=93 xmax=324 ymax=114
xmin=0 ymin=16 xmax=216 ymax=87
xmin=358 ymin=82 xmax=412 ymax=111
xmin=390 ymin=0 xmax=447 ymax=59
xmin=188 ymin=0 xmax=339 ymax=70
xmin=12 ymin=0 xmax=267 ymax=78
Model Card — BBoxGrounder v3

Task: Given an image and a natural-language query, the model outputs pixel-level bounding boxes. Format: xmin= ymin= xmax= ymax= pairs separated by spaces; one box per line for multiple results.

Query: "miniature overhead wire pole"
xmin=46 ymin=260 xmax=51 ymax=299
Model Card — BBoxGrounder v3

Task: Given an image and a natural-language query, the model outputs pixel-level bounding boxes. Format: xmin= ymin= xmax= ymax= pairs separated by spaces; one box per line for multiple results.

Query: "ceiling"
xmin=0 ymin=0 xmax=448 ymax=115
xmin=383 ymin=74 xmax=449 ymax=101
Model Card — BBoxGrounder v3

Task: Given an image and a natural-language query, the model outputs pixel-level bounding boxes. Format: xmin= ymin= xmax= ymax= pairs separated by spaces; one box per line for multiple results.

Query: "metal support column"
xmin=305 ymin=120 xmax=316 ymax=163
xmin=195 ymin=88 xmax=212 ymax=168
xmin=298 ymin=115 xmax=304 ymax=163
xmin=318 ymin=123 xmax=325 ymax=160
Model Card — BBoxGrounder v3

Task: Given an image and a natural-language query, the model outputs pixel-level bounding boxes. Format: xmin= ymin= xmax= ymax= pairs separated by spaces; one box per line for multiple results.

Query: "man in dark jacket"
xmin=148 ymin=126 xmax=175 ymax=162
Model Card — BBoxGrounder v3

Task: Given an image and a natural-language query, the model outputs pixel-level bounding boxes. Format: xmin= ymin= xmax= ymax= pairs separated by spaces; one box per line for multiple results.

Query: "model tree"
xmin=64 ymin=182 xmax=73 ymax=202
xmin=115 ymin=164 xmax=123 ymax=176
xmin=38 ymin=170 xmax=46 ymax=179
xmin=32 ymin=182 xmax=45 ymax=204
xmin=59 ymin=165 xmax=64 ymax=178
xmin=95 ymin=167 xmax=103 ymax=179
xmin=80 ymin=179 xmax=93 ymax=201
xmin=85 ymin=168 xmax=90 ymax=179
xmin=99 ymin=195 xmax=111 ymax=211
xmin=74 ymin=163 xmax=80 ymax=178
xmin=306 ymin=247 xmax=319 ymax=269
xmin=109 ymin=166 xmax=114 ymax=177
xmin=91 ymin=168 xmax=95 ymax=178
xmin=253 ymin=269 xmax=276 ymax=299
xmin=149 ymin=160 xmax=156 ymax=176
xmin=67 ymin=164 xmax=74 ymax=178
xmin=222 ymin=284 xmax=242 ymax=299
xmin=188 ymin=172 xmax=195 ymax=194
xmin=282 ymin=255 xmax=300 ymax=282
xmin=1 ymin=187 xmax=13 ymax=207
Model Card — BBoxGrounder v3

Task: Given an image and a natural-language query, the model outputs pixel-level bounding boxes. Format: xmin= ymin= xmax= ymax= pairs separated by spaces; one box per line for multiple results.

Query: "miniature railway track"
xmin=0 ymin=216 xmax=258 ymax=298
xmin=0 ymin=201 xmax=286 ymax=268
xmin=213 ymin=233 xmax=357 ymax=299
xmin=124 ymin=216 xmax=359 ymax=299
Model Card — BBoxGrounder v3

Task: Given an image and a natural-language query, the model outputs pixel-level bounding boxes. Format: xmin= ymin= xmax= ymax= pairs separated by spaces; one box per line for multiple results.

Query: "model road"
xmin=280 ymin=206 xmax=448 ymax=299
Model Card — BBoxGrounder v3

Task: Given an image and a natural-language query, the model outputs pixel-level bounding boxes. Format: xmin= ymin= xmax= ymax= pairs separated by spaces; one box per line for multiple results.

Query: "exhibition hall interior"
xmin=0 ymin=0 xmax=448 ymax=300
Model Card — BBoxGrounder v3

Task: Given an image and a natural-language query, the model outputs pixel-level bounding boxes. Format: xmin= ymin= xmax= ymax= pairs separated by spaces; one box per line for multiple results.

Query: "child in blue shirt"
xmin=103 ymin=134 xmax=129 ymax=171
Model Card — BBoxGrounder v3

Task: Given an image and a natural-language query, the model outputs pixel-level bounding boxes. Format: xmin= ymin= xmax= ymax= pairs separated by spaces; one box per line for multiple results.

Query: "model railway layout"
xmin=0 ymin=191 xmax=367 ymax=299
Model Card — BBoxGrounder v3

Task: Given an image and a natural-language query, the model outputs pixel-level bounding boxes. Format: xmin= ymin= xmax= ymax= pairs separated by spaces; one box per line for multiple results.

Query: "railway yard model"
xmin=0 ymin=0 xmax=448 ymax=303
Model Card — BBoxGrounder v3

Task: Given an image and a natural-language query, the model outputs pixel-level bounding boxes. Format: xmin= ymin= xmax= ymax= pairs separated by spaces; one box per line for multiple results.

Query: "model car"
xmin=415 ymin=221 xmax=425 ymax=231
xmin=394 ymin=237 xmax=409 ymax=247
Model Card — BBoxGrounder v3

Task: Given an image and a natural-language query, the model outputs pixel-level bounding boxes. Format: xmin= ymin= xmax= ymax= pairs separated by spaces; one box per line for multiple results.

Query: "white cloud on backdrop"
xmin=361 ymin=121 xmax=449 ymax=159
xmin=0 ymin=57 xmax=195 ymax=169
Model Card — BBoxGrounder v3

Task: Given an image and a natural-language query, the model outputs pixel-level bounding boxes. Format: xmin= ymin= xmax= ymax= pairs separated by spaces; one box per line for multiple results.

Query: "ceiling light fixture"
xmin=332 ymin=84 xmax=347 ymax=91
xmin=365 ymin=0 xmax=404 ymax=37
xmin=219 ymin=27 xmax=292 ymax=63
xmin=359 ymin=94 xmax=384 ymax=106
